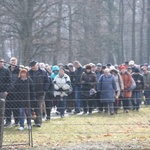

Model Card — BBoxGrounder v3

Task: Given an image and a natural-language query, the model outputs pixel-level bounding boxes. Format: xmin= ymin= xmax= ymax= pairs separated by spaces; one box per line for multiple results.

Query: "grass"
xmin=3 ymin=106 xmax=150 ymax=149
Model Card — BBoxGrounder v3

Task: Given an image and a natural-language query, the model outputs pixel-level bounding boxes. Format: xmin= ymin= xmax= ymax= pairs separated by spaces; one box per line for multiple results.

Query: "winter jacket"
xmin=132 ymin=73 xmax=144 ymax=90
xmin=80 ymin=71 xmax=97 ymax=96
xmin=51 ymin=65 xmax=59 ymax=80
xmin=0 ymin=67 xmax=11 ymax=93
xmin=45 ymin=76 xmax=54 ymax=100
xmin=143 ymin=71 xmax=150 ymax=89
xmin=95 ymin=70 xmax=104 ymax=91
xmin=113 ymin=73 xmax=124 ymax=97
xmin=28 ymin=68 xmax=49 ymax=97
xmin=13 ymin=77 xmax=35 ymax=108
xmin=74 ymin=66 xmax=84 ymax=87
xmin=99 ymin=74 xmax=117 ymax=103
xmin=53 ymin=73 xmax=71 ymax=97
xmin=120 ymin=72 xmax=132 ymax=98
xmin=6 ymin=66 xmax=20 ymax=101
xmin=8 ymin=66 xmax=20 ymax=85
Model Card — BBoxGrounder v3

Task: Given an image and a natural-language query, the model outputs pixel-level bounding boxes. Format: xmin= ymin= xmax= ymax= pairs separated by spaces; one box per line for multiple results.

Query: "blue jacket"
xmin=99 ymin=74 xmax=117 ymax=103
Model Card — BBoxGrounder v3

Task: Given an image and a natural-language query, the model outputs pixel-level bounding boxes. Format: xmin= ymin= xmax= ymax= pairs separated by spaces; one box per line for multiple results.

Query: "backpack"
xmin=128 ymin=77 xmax=136 ymax=91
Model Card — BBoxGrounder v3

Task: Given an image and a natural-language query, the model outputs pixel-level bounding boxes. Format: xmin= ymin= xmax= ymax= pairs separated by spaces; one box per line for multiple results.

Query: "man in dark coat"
xmin=0 ymin=58 xmax=11 ymax=126
xmin=66 ymin=63 xmax=75 ymax=113
xmin=5 ymin=57 xmax=20 ymax=127
xmin=95 ymin=63 xmax=104 ymax=113
xmin=131 ymin=68 xmax=144 ymax=111
xmin=73 ymin=60 xmax=84 ymax=114
xmin=45 ymin=76 xmax=54 ymax=121
xmin=28 ymin=60 xmax=49 ymax=127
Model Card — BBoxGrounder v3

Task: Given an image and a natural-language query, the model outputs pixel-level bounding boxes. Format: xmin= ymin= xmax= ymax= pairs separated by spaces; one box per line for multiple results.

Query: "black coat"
xmin=8 ymin=66 xmax=20 ymax=85
xmin=28 ymin=68 xmax=49 ymax=97
xmin=74 ymin=67 xmax=84 ymax=87
xmin=6 ymin=66 xmax=20 ymax=101
xmin=81 ymin=71 xmax=97 ymax=96
xmin=45 ymin=76 xmax=54 ymax=100
xmin=0 ymin=67 xmax=11 ymax=93
xmin=13 ymin=78 xmax=35 ymax=108
xmin=132 ymin=73 xmax=144 ymax=90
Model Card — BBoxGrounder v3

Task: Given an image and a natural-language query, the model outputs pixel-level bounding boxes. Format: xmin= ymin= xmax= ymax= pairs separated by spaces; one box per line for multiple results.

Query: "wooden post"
xmin=0 ymin=98 xmax=5 ymax=148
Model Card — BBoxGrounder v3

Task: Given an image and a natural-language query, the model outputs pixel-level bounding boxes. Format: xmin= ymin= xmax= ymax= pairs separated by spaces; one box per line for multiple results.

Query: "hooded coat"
xmin=99 ymin=74 xmax=117 ymax=103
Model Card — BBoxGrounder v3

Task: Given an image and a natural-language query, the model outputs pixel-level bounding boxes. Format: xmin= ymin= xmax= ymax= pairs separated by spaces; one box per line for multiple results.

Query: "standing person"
xmin=45 ymin=64 xmax=52 ymax=76
xmin=98 ymin=68 xmax=117 ymax=115
xmin=53 ymin=67 xmax=71 ymax=118
xmin=95 ymin=63 xmax=104 ymax=113
xmin=110 ymin=66 xmax=124 ymax=114
xmin=45 ymin=76 xmax=54 ymax=121
xmin=5 ymin=57 xmax=20 ymax=127
xmin=120 ymin=65 xmax=132 ymax=113
xmin=73 ymin=60 xmax=84 ymax=114
xmin=51 ymin=65 xmax=60 ymax=114
xmin=28 ymin=60 xmax=49 ymax=127
xmin=142 ymin=68 xmax=150 ymax=105
xmin=0 ymin=58 xmax=11 ymax=121
xmin=81 ymin=64 xmax=97 ymax=114
xmin=129 ymin=60 xmax=137 ymax=73
xmin=66 ymin=63 xmax=75 ymax=113
xmin=131 ymin=68 xmax=144 ymax=111
xmin=13 ymin=69 xmax=35 ymax=130
xmin=51 ymin=65 xmax=59 ymax=80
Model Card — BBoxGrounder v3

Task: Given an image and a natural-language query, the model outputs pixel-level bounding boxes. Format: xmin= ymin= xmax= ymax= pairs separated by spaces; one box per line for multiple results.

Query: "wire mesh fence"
xmin=0 ymin=65 xmax=150 ymax=149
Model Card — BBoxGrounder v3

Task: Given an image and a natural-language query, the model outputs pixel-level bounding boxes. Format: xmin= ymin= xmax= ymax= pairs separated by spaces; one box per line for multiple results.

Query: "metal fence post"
xmin=0 ymin=98 xmax=5 ymax=148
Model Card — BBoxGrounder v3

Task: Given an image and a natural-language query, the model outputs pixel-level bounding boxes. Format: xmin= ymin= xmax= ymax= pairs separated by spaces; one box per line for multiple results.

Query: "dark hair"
xmin=85 ymin=64 xmax=92 ymax=70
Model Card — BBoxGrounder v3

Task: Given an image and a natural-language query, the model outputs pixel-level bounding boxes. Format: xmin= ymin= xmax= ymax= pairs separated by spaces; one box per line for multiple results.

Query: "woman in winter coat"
xmin=80 ymin=64 xmax=97 ymax=114
xmin=53 ymin=67 xmax=71 ymax=118
xmin=110 ymin=66 xmax=124 ymax=113
xmin=120 ymin=65 xmax=132 ymax=113
xmin=14 ymin=69 xmax=35 ymax=130
xmin=98 ymin=68 xmax=117 ymax=115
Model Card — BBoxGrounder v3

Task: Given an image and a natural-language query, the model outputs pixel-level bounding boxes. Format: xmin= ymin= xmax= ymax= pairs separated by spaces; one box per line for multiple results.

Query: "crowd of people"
xmin=0 ymin=57 xmax=150 ymax=131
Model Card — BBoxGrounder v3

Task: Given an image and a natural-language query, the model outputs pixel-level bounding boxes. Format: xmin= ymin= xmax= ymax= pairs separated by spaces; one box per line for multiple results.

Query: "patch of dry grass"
xmin=3 ymin=107 xmax=150 ymax=149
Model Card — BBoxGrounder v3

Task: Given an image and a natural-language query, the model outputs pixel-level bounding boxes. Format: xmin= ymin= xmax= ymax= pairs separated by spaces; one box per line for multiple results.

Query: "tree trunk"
xmin=107 ymin=0 xmax=114 ymax=64
xmin=132 ymin=0 xmax=136 ymax=60
xmin=140 ymin=0 xmax=145 ymax=63
xmin=119 ymin=0 xmax=125 ymax=63
xmin=20 ymin=0 xmax=34 ymax=66
xmin=53 ymin=0 xmax=62 ymax=65
xmin=147 ymin=0 xmax=150 ymax=63
xmin=68 ymin=0 xmax=73 ymax=63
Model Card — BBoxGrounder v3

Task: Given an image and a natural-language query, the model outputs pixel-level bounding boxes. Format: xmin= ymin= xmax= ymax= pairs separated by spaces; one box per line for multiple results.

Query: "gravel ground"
xmin=27 ymin=141 xmax=150 ymax=150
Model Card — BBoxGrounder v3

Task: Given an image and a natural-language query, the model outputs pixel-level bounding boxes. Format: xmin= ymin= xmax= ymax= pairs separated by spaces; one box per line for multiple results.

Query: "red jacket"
xmin=121 ymin=72 xmax=132 ymax=98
